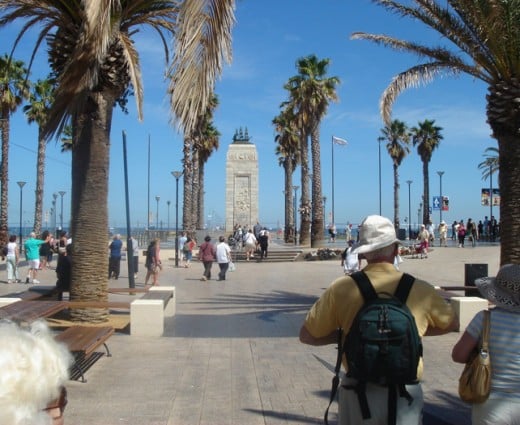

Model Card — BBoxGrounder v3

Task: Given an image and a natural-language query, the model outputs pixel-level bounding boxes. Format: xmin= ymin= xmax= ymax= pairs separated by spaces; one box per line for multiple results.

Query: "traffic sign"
xmin=433 ymin=196 xmax=441 ymax=210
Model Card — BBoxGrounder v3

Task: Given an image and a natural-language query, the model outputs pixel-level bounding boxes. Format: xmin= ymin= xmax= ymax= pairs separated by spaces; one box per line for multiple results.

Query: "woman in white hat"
xmin=438 ymin=220 xmax=448 ymax=247
xmin=452 ymin=264 xmax=520 ymax=425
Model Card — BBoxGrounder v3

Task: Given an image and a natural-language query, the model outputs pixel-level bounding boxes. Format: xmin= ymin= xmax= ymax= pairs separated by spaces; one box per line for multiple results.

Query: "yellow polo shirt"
xmin=303 ymin=262 xmax=455 ymax=379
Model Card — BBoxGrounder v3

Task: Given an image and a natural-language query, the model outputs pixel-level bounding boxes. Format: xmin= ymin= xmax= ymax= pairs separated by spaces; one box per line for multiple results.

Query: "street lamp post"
xmin=52 ymin=193 xmax=58 ymax=237
xmin=489 ymin=164 xmax=493 ymax=220
xmin=437 ymin=171 xmax=445 ymax=224
xmin=167 ymin=200 xmax=171 ymax=231
xmin=418 ymin=202 xmax=423 ymax=234
xmin=17 ymin=182 xmax=26 ymax=248
xmin=58 ymin=191 xmax=66 ymax=230
xmin=406 ymin=180 xmax=412 ymax=240
xmin=322 ymin=196 xmax=327 ymax=230
xmin=293 ymin=185 xmax=299 ymax=245
xmin=378 ymin=138 xmax=382 ymax=215
xmin=155 ymin=196 xmax=160 ymax=230
xmin=171 ymin=171 xmax=183 ymax=267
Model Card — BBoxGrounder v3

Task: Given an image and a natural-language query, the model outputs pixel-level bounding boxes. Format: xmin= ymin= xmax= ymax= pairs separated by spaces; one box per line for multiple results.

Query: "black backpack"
xmin=325 ymin=271 xmax=423 ymax=425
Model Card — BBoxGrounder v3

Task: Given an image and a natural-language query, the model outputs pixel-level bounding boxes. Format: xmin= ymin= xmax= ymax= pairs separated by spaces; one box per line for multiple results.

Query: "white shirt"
xmin=6 ymin=241 xmax=17 ymax=257
xmin=216 ymin=242 xmax=231 ymax=263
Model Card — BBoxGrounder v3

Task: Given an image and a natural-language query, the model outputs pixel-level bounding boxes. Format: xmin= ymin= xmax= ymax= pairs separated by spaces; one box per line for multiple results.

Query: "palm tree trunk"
xmin=393 ymin=163 xmax=400 ymax=230
xmin=310 ymin=127 xmax=324 ymax=247
xmin=191 ymin=148 xmax=200 ymax=230
xmin=496 ymin=130 xmax=520 ymax=264
xmin=69 ymin=92 xmax=112 ymax=323
xmin=284 ymin=159 xmax=294 ymax=243
xmin=422 ymin=160 xmax=430 ymax=225
xmin=198 ymin=159 xmax=204 ymax=230
xmin=33 ymin=127 xmax=46 ymax=235
xmin=182 ymin=137 xmax=193 ymax=232
xmin=0 ymin=109 xmax=10 ymax=231
xmin=300 ymin=134 xmax=311 ymax=245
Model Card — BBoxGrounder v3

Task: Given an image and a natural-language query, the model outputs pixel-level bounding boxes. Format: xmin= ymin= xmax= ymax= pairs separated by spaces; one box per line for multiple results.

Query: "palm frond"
xmin=169 ymin=0 xmax=235 ymax=134
xmin=378 ymin=62 xmax=459 ymax=124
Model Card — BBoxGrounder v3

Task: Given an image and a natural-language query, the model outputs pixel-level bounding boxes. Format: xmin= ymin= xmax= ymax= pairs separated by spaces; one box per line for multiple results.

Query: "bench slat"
xmin=56 ymin=326 xmax=114 ymax=356
xmin=65 ymin=301 xmax=130 ymax=309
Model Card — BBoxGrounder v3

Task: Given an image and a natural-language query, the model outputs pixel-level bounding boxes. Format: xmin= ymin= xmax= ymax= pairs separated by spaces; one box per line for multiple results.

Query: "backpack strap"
xmin=344 ymin=271 xmax=376 ymax=421
xmin=324 ymin=328 xmax=343 ymax=425
xmin=350 ymin=271 xmax=378 ymax=303
xmin=394 ymin=273 xmax=415 ymax=303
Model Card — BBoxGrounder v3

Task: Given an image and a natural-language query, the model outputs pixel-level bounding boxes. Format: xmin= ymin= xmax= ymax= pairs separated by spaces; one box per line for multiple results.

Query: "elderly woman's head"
xmin=0 ymin=320 xmax=72 ymax=425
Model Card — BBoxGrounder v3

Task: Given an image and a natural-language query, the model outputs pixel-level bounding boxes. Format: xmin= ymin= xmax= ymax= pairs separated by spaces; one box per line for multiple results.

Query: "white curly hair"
xmin=0 ymin=320 xmax=72 ymax=425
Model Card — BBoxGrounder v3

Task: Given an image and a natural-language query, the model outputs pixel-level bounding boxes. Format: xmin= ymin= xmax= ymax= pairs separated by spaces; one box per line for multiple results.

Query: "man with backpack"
xmin=299 ymin=215 xmax=458 ymax=425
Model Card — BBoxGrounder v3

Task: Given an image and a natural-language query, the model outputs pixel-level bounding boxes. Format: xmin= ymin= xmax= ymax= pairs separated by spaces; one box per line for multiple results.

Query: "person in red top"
xmin=198 ymin=235 xmax=216 ymax=281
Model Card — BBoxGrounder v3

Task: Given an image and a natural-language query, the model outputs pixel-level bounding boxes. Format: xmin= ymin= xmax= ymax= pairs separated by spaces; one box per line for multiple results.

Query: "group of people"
xmin=301 ymin=214 xmax=519 ymax=425
xmin=2 ymin=230 xmax=71 ymax=287
xmin=231 ymin=222 xmax=270 ymax=261
xmin=411 ymin=215 xmax=499 ymax=252
xmin=450 ymin=217 xmax=500 ymax=247
xmin=107 ymin=234 xmax=164 ymax=286
xmin=196 ymin=235 xmax=233 ymax=281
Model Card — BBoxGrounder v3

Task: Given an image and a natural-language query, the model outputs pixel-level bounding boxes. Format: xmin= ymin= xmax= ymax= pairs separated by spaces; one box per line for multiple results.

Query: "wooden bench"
xmin=130 ymin=287 xmax=176 ymax=337
xmin=0 ymin=300 xmax=67 ymax=322
xmin=55 ymin=326 xmax=114 ymax=383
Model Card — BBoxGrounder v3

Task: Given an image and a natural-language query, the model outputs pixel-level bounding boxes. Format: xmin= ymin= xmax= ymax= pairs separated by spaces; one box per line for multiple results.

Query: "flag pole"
xmin=331 ymin=136 xmax=335 ymax=226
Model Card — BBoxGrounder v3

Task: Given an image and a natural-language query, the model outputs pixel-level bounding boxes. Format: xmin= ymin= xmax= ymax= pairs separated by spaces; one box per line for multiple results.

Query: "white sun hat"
xmin=352 ymin=215 xmax=401 ymax=255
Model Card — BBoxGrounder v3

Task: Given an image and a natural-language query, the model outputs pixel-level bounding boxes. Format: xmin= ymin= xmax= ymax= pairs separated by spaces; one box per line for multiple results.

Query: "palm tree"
xmin=181 ymin=135 xmax=194 ymax=233
xmin=410 ymin=119 xmax=443 ymax=225
xmin=181 ymin=94 xmax=219 ymax=232
xmin=351 ymin=0 xmax=520 ymax=264
xmin=273 ymin=108 xmax=300 ymax=243
xmin=23 ymin=77 xmax=55 ymax=235
xmin=1 ymin=0 xmax=234 ymax=322
xmin=378 ymin=119 xmax=410 ymax=230
xmin=0 ymin=54 xmax=29 ymax=231
xmin=478 ymin=147 xmax=499 ymax=180
xmin=284 ymin=55 xmax=339 ymax=246
xmin=196 ymin=120 xmax=220 ymax=229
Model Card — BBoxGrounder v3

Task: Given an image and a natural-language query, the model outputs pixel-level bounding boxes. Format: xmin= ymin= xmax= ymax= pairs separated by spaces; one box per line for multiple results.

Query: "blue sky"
xmin=3 ymin=0 xmax=499 ymax=233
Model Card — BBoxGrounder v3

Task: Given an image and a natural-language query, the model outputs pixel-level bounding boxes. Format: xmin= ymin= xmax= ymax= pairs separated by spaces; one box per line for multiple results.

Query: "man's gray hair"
xmin=363 ymin=243 xmax=397 ymax=261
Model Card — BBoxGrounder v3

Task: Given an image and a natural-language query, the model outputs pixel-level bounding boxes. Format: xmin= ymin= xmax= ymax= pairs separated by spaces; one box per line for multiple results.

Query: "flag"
xmin=332 ymin=136 xmax=348 ymax=145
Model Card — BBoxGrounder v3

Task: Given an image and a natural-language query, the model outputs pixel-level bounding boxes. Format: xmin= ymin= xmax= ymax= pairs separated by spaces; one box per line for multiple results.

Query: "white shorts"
xmin=28 ymin=259 xmax=40 ymax=270
xmin=339 ymin=377 xmax=423 ymax=425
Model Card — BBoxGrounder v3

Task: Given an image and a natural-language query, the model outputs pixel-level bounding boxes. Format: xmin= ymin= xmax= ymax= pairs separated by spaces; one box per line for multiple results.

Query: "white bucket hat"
xmin=475 ymin=264 xmax=520 ymax=312
xmin=352 ymin=215 xmax=401 ymax=255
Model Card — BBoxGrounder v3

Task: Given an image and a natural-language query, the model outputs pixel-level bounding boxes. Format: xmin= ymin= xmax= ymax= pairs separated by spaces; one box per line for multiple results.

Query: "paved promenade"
xmin=0 ymin=240 xmax=500 ymax=424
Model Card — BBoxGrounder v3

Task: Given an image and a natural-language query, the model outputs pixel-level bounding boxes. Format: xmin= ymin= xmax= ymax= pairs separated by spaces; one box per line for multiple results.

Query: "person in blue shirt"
xmin=24 ymin=232 xmax=51 ymax=284
xmin=108 ymin=234 xmax=123 ymax=279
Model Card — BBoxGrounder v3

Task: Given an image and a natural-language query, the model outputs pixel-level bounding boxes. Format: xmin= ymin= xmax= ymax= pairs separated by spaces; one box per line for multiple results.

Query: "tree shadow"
xmin=423 ymin=389 xmax=471 ymax=425
xmin=242 ymin=408 xmax=325 ymax=424
xmin=165 ymin=290 xmax=318 ymax=338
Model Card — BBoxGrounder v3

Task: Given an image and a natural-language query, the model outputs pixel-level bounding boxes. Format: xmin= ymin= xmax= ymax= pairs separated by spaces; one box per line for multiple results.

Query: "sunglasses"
xmin=43 ymin=386 xmax=68 ymax=419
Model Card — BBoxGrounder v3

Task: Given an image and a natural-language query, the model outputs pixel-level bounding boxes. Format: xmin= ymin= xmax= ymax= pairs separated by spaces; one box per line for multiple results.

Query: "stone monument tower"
xmin=225 ymin=128 xmax=259 ymax=232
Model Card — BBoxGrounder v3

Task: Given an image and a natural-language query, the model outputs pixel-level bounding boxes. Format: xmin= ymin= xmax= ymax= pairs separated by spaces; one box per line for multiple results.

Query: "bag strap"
xmin=350 ymin=271 xmax=377 ymax=302
xmin=481 ymin=310 xmax=490 ymax=351
xmin=394 ymin=273 xmax=415 ymax=303
xmin=324 ymin=328 xmax=343 ymax=425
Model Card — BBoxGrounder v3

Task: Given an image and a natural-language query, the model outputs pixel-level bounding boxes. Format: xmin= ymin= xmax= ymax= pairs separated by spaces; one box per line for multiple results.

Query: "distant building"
xmin=225 ymin=127 xmax=259 ymax=232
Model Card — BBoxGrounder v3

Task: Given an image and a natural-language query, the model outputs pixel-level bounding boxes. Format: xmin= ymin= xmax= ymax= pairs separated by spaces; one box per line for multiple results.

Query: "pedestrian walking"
xmin=198 ymin=235 xmax=216 ymax=281
xmin=5 ymin=235 xmax=21 ymax=283
xmin=216 ymin=236 xmax=232 ymax=281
